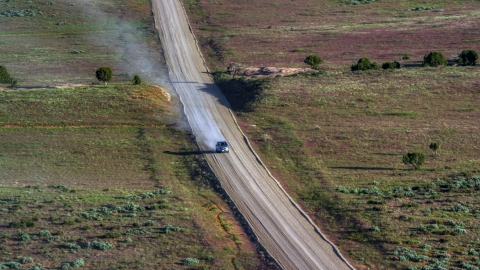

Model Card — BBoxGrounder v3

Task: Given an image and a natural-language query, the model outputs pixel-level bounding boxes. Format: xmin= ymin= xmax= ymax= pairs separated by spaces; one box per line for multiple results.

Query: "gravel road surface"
xmin=152 ymin=1 xmax=354 ymax=269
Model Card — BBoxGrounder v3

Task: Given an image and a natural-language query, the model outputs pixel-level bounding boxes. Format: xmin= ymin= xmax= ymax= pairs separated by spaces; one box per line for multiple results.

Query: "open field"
xmin=0 ymin=0 xmax=270 ymax=268
xmin=182 ymin=0 xmax=480 ymax=268
xmin=0 ymin=84 xmax=269 ymax=269
xmin=182 ymin=0 xmax=480 ymax=70
xmin=0 ymin=0 xmax=167 ymax=87
xmin=214 ymin=67 xmax=480 ymax=269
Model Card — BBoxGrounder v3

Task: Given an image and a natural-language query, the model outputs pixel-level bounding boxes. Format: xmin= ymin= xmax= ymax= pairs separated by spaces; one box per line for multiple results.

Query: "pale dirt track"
xmin=152 ymin=1 xmax=355 ymax=269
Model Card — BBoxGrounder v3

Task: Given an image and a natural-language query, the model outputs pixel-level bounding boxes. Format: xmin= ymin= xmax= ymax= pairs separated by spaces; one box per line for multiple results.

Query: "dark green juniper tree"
xmin=96 ymin=67 xmax=113 ymax=85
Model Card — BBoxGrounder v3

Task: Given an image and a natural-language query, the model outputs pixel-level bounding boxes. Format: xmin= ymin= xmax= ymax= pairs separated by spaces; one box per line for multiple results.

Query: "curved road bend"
xmin=152 ymin=1 xmax=354 ymax=269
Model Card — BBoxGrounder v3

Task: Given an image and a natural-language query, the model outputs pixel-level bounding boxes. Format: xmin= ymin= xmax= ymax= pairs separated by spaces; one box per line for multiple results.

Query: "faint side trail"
xmin=151 ymin=0 xmax=355 ymax=269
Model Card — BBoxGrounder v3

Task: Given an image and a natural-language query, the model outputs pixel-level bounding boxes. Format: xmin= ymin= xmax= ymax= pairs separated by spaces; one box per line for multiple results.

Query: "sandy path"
xmin=151 ymin=1 xmax=354 ymax=269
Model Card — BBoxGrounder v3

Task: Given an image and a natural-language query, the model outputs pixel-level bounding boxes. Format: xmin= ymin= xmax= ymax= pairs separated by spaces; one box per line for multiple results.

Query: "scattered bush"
xmin=452 ymin=226 xmax=467 ymax=235
xmin=63 ymin=243 xmax=81 ymax=250
xmin=402 ymin=152 xmax=426 ymax=170
xmin=451 ymin=203 xmax=469 ymax=213
xmin=0 ymin=66 xmax=13 ymax=84
xmin=183 ymin=258 xmax=199 ymax=266
xmin=46 ymin=236 xmax=60 ymax=243
xmin=429 ymin=142 xmax=440 ymax=155
xmin=457 ymin=49 xmax=479 ymax=66
xmin=164 ymin=224 xmax=182 ymax=234
xmin=422 ymin=52 xmax=447 ymax=67
xmin=9 ymin=219 xmax=35 ymax=228
xmin=20 ymin=257 xmax=34 ymax=264
xmin=85 ymin=240 xmax=115 ymax=250
xmin=381 ymin=61 xmax=401 ymax=70
xmin=143 ymin=220 xmax=155 ymax=226
xmin=304 ymin=55 xmax=323 ymax=70
xmin=351 ymin=57 xmax=379 ymax=71
xmin=0 ymin=261 xmax=23 ymax=269
xmin=95 ymin=67 xmax=113 ymax=85
xmin=132 ymin=75 xmax=142 ymax=85
xmin=20 ymin=233 xmax=31 ymax=241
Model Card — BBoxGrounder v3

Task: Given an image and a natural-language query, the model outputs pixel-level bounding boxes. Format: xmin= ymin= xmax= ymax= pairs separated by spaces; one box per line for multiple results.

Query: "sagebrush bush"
xmin=183 ymin=258 xmax=199 ymax=266
xmin=20 ymin=257 xmax=34 ymax=264
xmin=351 ymin=57 xmax=379 ymax=71
xmin=457 ymin=49 xmax=479 ymax=66
xmin=422 ymin=52 xmax=447 ymax=67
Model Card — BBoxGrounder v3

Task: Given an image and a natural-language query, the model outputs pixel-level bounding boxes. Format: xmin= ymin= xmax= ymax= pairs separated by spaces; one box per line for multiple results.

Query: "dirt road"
xmin=152 ymin=1 xmax=354 ymax=269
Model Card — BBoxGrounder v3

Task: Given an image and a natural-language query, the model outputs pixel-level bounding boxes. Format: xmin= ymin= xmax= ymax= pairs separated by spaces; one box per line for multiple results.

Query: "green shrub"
xmin=125 ymin=237 xmax=132 ymax=243
xmin=64 ymin=220 xmax=76 ymax=226
xmin=95 ymin=67 xmax=113 ymax=85
xmin=0 ymin=262 xmax=23 ymax=269
xmin=47 ymin=236 xmax=60 ymax=243
xmin=402 ymin=152 xmax=426 ymax=170
xmin=63 ymin=243 xmax=81 ymax=249
xmin=20 ymin=233 xmax=31 ymax=241
xmin=429 ymin=142 xmax=440 ymax=155
xmin=72 ymin=258 xmax=84 ymax=268
xmin=0 ymin=66 xmax=12 ymax=84
xmin=457 ymin=49 xmax=479 ymax=66
xmin=143 ymin=220 xmax=155 ymax=226
xmin=381 ymin=61 xmax=401 ymax=69
xmin=20 ymin=257 xmax=34 ymax=264
xmin=86 ymin=240 xmax=115 ymax=250
xmin=369 ymin=226 xmax=380 ymax=232
xmin=351 ymin=57 xmax=379 ymax=71
xmin=164 ymin=224 xmax=182 ymax=234
xmin=452 ymin=226 xmax=467 ymax=235
xmin=9 ymin=219 xmax=35 ymax=228
xmin=422 ymin=52 xmax=447 ymax=67
xmin=304 ymin=55 xmax=323 ymax=70
xmin=451 ymin=203 xmax=469 ymax=213
xmin=132 ymin=75 xmax=142 ymax=85
xmin=184 ymin=258 xmax=199 ymax=266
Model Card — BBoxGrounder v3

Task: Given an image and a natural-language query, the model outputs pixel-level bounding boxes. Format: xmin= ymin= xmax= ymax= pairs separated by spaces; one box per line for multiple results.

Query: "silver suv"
xmin=215 ymin=141 xmax=229 ymax=153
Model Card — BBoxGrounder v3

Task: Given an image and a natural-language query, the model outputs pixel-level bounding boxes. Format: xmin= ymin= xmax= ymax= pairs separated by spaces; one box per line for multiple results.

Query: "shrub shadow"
xmin=329 ymin=166 xmax=400 ymax=171
xmin=163 ymin=150 xmax=216 ymax=155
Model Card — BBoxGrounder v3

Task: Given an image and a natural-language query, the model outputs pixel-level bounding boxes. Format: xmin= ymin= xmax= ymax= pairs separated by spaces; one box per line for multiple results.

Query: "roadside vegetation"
xmin=184 ymin=0 xmax=480 ymax=268
xmin=0 ymin=0 xmax=269 ymax=269
xmin=0 ymin=84 xmax=268 ymax=269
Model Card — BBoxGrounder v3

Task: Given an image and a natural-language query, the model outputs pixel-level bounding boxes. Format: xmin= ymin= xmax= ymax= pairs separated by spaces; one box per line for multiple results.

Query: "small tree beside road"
xmin=96 ymin=67 xmax=113 ymax=85
xmin=351 ymin=57 xmax=379 ymax=71
xmin=457 ymin=50 xmax=478 ymax=66
xmin=422 ymin=52 xmax=447 ymax=67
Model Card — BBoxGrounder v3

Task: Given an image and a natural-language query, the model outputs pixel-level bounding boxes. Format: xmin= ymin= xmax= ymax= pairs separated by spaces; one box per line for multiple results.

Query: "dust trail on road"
xmin=152 ymin=0 xmax=355 ymax=269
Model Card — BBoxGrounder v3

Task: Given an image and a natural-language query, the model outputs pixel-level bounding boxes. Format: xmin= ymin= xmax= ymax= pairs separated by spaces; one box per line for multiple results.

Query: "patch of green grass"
xmin=218 ymin=67 xmax=480 ymax=269
xmin=0 ymin=85 xmax=266 ymax=269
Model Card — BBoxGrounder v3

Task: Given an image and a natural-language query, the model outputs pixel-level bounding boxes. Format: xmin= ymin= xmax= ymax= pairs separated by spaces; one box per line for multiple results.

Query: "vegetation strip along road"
xmin=152 ymin=0 xmax=354 ymax=269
